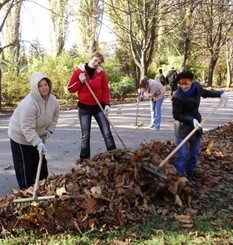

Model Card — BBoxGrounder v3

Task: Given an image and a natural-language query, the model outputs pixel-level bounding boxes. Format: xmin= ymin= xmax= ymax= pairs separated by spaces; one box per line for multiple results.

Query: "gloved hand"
xmin=104 ymin=105 xmax=110 ymax=115
xmin=41 ymin=130 xmax=51 ymax=139
xmin=139 ymin=93 xmax=144 ymax=101
xmin=37 ymin=142 xmax=47 ymax=154
xmin=220 ymin=92 xmax=228 ymax=106
xmin=193 ymin=118 xmax=201 ymax=128
xmin=79 ymin=73 xmax=86 ymax=84
xmin=45 ymin=130 xmax=51 ymax=139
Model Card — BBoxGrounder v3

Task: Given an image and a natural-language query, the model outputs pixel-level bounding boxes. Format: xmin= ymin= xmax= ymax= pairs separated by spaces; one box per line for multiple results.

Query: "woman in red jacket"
xmin=67 ymin=52 xmax=116 ymax=163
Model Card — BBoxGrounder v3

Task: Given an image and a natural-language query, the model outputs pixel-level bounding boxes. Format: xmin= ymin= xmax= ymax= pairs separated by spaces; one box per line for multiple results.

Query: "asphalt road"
xmin=1 ymin=93 xmax=233 ymax=197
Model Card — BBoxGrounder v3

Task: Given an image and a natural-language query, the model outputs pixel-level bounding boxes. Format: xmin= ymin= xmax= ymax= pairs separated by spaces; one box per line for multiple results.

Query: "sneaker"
xmin=150 ymin=127 xmax=159 ymax=130
xmin=147 ymin=124 xmax=154 ymax=129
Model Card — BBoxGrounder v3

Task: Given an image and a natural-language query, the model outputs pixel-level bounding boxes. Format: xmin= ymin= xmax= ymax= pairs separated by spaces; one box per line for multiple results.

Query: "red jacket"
xmin=67 ymin=64 xmax=111 ymax=106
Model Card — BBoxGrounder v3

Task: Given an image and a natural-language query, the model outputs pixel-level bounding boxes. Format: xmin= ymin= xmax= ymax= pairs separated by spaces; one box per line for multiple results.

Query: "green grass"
xmin=1 ymin=213 xmax=232 ymax=245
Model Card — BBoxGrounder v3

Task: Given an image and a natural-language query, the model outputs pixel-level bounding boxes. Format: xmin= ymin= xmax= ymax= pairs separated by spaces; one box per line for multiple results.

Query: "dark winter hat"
xmin=175 ymin=70 xmax=194 ymax=83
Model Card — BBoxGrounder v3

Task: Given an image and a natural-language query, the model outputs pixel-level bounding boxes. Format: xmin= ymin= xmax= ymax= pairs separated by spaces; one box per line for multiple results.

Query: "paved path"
xmin=0 ymin=93 xmax=233 ymax=197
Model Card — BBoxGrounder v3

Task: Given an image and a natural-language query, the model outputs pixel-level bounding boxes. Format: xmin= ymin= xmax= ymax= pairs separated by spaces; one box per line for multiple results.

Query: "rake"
xmin=13 ymin=151 xmax=55 ymax=203
xmin=143 ymin=100 xmax=223 ymax=180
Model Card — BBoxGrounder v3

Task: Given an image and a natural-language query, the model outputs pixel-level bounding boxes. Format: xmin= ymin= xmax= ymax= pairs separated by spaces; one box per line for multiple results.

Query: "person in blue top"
xmin=171 ymin=70 xmax=228 ymax=180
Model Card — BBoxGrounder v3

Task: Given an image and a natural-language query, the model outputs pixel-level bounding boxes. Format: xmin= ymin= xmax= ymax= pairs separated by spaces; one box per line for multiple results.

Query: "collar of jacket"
xmin=78 ymin=63 xmax=103 ymax=73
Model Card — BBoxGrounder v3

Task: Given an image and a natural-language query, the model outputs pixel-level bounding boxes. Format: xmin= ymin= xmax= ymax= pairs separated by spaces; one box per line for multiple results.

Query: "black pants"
xmin=10 ymin=139 xmax=48 ymax=189
xmin=78 ymin=107 xmax=116 ymax=159
xmin=170 ymin=83 xmax=177 ymax=96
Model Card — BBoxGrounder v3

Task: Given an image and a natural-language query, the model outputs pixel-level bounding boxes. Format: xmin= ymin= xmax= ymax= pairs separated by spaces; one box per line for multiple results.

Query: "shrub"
xmin=2 ymin=71 xmax=29 ymax=106
xmin=110 ymin=76 xmax=135 ymax=100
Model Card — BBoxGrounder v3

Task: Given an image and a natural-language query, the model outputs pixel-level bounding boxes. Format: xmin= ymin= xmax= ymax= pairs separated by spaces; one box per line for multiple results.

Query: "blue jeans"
xmin=79 ymin=107 xmax=116 ymax=159
xmin=150 ymin=97 xmax=164 ymax=129
xmin=174 ymin=133 xmax=201 ymax=179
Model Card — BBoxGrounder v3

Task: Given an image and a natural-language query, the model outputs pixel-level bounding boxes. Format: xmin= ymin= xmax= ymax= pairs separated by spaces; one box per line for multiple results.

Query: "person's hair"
xmin=176 ymin=70 xmax=194 ymax=83
xmin=91 ymin=52 xmax=105 ymax=63
xmin=158 ymin=68 xmax=163 ymax=73
xmin=139 ymin=76 xmax=149 ymax=89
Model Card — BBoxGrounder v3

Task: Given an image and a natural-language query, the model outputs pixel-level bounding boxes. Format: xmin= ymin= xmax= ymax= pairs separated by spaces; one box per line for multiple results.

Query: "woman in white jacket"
xmin=8 ymin=72 xmax=60 ymax=189
xmin=139 ymin=76 xmax=166 ymax=130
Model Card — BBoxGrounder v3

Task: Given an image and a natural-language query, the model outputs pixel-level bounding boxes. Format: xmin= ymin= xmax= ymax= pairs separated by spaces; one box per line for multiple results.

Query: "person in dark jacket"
xmin=172 ymin=70 xmax=228 ymax=180
xmin=155 ymin=68 xmax=166 ymax=86
xmin=67 ymin=52 xmax=116 ymax=163
xmin=166 ymin=67 xmax=177 ymax=96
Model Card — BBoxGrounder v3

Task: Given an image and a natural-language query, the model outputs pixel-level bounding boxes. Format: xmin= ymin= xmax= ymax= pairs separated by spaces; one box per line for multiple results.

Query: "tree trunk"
xmin=207 ymin=57 xmax=218 ymax=87
xmin=0 ymin=66 xmax=2 ymax=111
xmin=226 ymin=41 xmax=233 ymax=88
xmin=226 ymin=58 xmax=232 ymax=88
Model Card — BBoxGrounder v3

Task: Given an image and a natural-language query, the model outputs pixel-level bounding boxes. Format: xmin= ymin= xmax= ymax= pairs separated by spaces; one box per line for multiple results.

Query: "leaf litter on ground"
xmin=0 ymin=120 xmax=232 ymax=236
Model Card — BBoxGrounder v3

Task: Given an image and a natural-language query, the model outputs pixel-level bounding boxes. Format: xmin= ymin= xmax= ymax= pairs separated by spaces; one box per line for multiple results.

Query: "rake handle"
xmin=83 ymin=79 xmax=127 ymax=149
xmin=155 ymin=100 xmax=222 ymax=171
xmin=32 ymin=151 xmax=43 ymax=199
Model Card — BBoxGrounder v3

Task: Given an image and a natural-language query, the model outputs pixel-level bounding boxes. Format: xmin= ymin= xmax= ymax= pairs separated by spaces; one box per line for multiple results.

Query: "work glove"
xmin=193 ymin=118 xmax=201 ymax=128
xmin=137 ymin=95 xmax=143 ymax=102
xmin=41 ymin=130 xmax=51 ymax=140
xmin=104 ymin=105 xmax=110 ymax=115
xmin=138 ymin=93 xmax=144 ymax=101
xmin=37 ymin=142 xmax=47 ymax=154
xmin=79 ymin=73 xmax=86 ymax=84
xmin=220 ymin=92 xmax=228 ymax=107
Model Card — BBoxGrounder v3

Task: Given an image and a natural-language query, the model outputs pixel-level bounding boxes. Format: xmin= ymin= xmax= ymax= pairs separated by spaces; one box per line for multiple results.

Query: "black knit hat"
xmin=175 ymin=70 xmax=194 ymax=83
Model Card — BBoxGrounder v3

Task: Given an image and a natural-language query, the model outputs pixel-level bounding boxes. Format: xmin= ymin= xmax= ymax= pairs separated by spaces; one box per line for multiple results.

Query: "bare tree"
xmin=199 ymin=0 xmax=233 ymax=86
xmin=2 ymin=0 xmax=22 ymax=71
xmin=225 ymin=37 xmax=233 ymax=87
xmin=106 ymin=0 xmax=161 ymax=82
xmin=48 ymin=0 xmax=69 ymax=56
xmin=73 ymin=0 xmax=104 ymax=55
xmin=0 ymin=0 xmax=22 ymax=110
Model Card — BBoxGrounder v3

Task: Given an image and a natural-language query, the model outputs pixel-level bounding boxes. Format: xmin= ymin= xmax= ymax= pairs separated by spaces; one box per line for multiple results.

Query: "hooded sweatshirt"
xmin=8 ymin=72 xmax=60 ymax=147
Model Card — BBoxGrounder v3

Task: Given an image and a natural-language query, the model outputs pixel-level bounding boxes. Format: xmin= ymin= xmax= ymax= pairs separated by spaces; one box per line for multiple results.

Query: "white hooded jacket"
xmin=8 ymin=72 xmax=60 ymax=147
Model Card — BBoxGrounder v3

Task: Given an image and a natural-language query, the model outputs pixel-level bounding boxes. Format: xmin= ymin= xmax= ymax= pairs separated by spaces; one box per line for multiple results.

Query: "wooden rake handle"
xmin=83 ymin=80 xmax=127 ymax=149
xmin=155 ymin=100 xmax=222 ymax=171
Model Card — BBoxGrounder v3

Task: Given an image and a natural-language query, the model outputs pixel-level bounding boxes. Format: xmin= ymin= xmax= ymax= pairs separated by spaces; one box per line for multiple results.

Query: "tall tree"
xmin=225 ymin=37 xmax=233 ymax=87
xmin=106 ymin=0 xmax=161 ymax=82
xmin=0 ymin=0 xmax=22 ymax=110
xmin=2 ymin=0 xmax=22 ymax=71
xmin=48 ymin=0 xmax=69 ymax=56
xmin=199 ymin=0 xmax=233 ymax=86
xmin=74 ymin=0 xmax=104 ymax=55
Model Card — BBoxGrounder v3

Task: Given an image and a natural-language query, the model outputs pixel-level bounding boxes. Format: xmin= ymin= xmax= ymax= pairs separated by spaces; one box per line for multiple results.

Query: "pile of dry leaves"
xmin=0 ymin=121 xmax=232 ymax=235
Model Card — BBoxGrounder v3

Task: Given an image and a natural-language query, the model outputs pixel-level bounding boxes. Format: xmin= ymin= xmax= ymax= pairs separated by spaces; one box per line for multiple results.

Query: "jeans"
xmin=10 ymin=139 xmax=48 ymax=189
xmin=150 ymin=97 xmax=164 ymax=129
xmin=78 ymin=107 xmax=116 ymax=159
xmin=174 ymin=133 xmax=201 ymax=179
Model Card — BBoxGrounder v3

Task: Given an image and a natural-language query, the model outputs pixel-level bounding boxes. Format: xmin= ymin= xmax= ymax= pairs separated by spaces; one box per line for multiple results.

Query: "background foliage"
xmin=0 ymin=0 xmax=233 ymax=109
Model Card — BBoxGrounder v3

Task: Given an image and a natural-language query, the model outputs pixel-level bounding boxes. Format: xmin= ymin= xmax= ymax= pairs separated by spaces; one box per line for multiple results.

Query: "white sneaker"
xmin=147 ymin=124 xmax=154 ymax=129
xmin=150 ymin=127 xmax=159 ymax=130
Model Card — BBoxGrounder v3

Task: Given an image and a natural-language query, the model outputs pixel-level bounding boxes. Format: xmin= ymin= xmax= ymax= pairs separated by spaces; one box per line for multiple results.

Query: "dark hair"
xmin=139 ymin=76 xmax=149 ymax=89
xmin=175 ymin=70 xmax=194 ymax=83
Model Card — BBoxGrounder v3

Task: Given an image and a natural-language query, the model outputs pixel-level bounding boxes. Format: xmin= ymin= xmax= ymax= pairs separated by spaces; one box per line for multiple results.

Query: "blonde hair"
xmin=91 ymin=52 xmax=105 ymax=63
xmin=139 ymin=76 xmax=149 ymax=89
